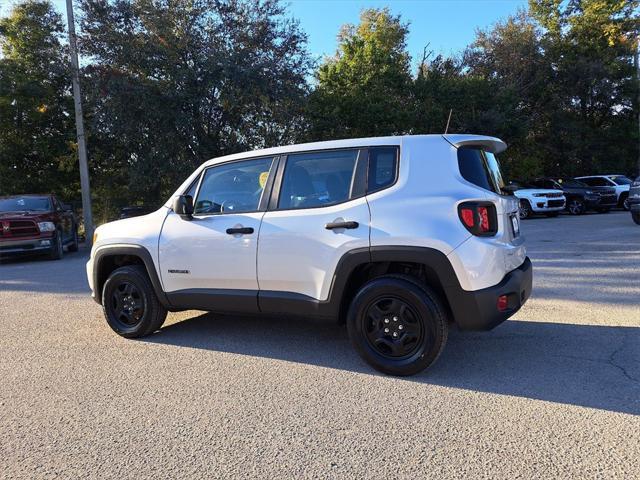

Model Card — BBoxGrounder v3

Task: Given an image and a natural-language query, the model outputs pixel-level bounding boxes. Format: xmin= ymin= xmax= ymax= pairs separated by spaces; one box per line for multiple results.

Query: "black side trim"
xmin=369 ymin=246 xmax=531 ymax=330
xmin=166 ymin=289 xmax=259 ymax=314
xmin=93 ymin=245 xmax=170 ymax=308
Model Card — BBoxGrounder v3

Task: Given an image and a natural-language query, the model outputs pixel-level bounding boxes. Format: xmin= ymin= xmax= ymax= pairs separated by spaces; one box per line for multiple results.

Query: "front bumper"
xmin=530 ymin=201 xmax=565 ymax=212
xmin=445 ymin=257 xmax=533 ymax=331
xmin=0 ymin=237 xmax=53 ymax=256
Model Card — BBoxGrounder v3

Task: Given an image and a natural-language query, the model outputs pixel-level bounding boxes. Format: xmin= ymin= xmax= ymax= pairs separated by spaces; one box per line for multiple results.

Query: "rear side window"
xmin=368 ymin=147 xmax=399 ymax=193
xmin=278 ymin=149 xmax=359 ymax=210
xmin=457 ymin=147 xmax=505 ymax=194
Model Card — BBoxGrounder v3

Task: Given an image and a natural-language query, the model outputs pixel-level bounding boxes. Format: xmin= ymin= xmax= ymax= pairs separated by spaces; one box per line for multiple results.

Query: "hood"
xmin=513 ymin=188 xmax=561 ymax=195
xmin=0 ymin=210 xmax=54 ymax=221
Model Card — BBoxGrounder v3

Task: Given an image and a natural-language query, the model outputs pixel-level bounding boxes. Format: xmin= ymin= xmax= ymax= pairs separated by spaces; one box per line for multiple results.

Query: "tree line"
xmin=1 ymin=0 xmax=638 ymax=222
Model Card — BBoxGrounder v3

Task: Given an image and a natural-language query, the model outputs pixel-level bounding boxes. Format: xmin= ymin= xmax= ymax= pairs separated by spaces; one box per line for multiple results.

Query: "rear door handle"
xmin=226 ymin=227 xmax=254 ymax=235
xmin=325 ymin=221 xmax=359 ymax=230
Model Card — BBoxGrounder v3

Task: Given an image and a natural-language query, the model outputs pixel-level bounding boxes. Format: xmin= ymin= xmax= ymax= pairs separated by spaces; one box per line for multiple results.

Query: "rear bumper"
xmin=0 ymin=237 xmax=53 ymax=256
xmin=445 ymin=257 xmax=533 ymax=331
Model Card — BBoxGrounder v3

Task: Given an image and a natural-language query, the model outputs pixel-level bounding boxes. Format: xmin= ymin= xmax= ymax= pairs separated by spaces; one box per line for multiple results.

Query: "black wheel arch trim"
xmin=92 ymin=245 xmax=171 ymax=308
xmin=94 ymin=245 xmax=531 ymax=332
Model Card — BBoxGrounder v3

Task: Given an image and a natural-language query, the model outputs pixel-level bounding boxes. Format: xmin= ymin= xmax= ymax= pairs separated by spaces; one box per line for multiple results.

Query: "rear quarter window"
xmin=457 ymin=147 xmax=504 ymax=194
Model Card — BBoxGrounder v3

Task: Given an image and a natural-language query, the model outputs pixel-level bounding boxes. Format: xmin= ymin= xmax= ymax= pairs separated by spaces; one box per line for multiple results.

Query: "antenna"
xmin=444 ymin=109 xmax=452 ymax=134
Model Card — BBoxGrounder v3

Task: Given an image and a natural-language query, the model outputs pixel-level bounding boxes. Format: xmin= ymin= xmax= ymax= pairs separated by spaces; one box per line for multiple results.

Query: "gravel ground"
xmin=1 ymin=211 xmax=638 ymax=479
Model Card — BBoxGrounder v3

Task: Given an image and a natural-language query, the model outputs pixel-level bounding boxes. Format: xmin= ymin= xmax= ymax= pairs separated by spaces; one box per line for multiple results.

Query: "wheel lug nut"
xmin=384 ymin=318 xmax=389 ymax=324
xmin=393 ymin=316 xmax=398 ymax=322
xmin=392 ymin=332 xmax=398 ymax=338
xmin=384 ymin=328 xmax=389 ymax=333
xmin=398 ymin=325 xmax=404 ymax=330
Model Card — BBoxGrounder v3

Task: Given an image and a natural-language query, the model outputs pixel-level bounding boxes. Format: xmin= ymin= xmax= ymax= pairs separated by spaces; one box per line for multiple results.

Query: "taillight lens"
xmin=458 ymin=202 xmax=498 ymax=236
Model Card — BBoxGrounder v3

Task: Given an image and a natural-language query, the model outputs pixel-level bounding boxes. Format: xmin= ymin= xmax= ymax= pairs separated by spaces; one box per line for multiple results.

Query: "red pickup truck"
xmin=0 ymin=194 xmax=79 ymax=260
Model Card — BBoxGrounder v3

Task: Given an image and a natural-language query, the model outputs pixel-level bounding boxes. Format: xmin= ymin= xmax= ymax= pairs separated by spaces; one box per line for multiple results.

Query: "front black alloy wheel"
xmin=68 ymin=227 xmax=79 ymax=252
xmin=567 ymin=199 xmax=585 ymax=215
xmin=102 ymin=265 xmax=167 ymax=338
xmin=519 ymin=200 xmax=532 ymax=219
xmin=48 ymin=232 xmax=63 ymax=260
xmin=347 ymin=275 xmax=448 ymax=376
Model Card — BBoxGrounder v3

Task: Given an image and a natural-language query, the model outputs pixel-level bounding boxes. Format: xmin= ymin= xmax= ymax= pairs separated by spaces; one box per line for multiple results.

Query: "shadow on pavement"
xmin=0 ymin=247 xmax=90 ymax=294
xmin=146 ymin=313 xmax=640 ymax=415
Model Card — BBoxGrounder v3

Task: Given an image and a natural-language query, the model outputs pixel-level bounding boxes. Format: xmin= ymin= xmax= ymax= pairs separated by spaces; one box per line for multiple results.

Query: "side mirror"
xmin=172 ymin=195 xmax=194 ymax=220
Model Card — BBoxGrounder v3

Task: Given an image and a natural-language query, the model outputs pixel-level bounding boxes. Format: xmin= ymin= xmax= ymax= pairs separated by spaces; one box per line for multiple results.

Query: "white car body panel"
xmin=258 ymin=197 xmax=370 ymax=300
xmin=159 ymin=210 xmax=265 ymax=292
xmin=88 ymin=134 xmax=527 ymax=303
xmin=88 ymin=208 xmax=170 ymax=291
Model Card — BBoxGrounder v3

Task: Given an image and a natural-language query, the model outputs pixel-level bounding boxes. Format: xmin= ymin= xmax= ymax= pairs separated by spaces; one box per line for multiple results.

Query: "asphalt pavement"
xmin=1 ymin=211 xmax=638 ymax=479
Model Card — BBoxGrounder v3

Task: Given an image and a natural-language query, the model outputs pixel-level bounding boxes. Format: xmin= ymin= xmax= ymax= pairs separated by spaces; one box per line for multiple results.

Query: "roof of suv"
xmin=199 ymin=134 xmax=507 ymax=168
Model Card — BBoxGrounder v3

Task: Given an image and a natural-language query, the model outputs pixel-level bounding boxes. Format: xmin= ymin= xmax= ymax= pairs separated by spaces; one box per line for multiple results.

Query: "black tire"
xmin=68 ymin=226 xmax=79 ymax=252
xmin=567 ymin=198 xmax=585 ymax=215
xmin=518 ymin=199 xmax=532 ymax=219
xmin=545 ymin=212 xmax=559 ymax=217
xmin=102 ymin=265 xmax=167 ymax=338
xmin=48 ymin=232 xmax=64 ymax=260
xmin=347 ymin=275 xmax=448 ymax=376
xmin=632 ymin=212 xmax=640 ymax=225
xmin=621 ymin=193 xmax=630 ymax=211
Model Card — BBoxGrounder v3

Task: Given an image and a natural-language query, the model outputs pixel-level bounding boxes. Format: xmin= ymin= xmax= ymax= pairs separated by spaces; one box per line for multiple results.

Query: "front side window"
xmin=278 ymin=149 xmax=359 ymax=210
xmin=193 ymin=157 xmax=274 ymax=215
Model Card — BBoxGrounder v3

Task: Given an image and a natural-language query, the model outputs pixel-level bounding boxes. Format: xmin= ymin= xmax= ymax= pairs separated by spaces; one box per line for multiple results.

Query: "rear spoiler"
xmin=443 ymin=134 xmax=507 ymax=154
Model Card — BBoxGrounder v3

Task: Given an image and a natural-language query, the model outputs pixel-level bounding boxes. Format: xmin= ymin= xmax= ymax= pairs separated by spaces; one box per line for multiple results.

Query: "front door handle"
xmin=325 ymin=221 xmax=359 ymax=230
xmin=226 ymin=226 xmax=254 ymax=235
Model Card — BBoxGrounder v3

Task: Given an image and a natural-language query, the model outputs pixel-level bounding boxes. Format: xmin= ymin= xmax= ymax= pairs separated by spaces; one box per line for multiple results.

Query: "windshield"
xmin=0 ymin=196 xmax=52 ymax=212
xmin=557 ymin=178 xmax=587 ymax=188
xmin=608 ymin=175 xmax=632 ymax=185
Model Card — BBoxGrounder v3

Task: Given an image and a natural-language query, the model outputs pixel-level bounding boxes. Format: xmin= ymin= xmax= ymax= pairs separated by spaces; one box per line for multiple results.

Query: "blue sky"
xmin=2 ymin=0 xmax=528 ymax=65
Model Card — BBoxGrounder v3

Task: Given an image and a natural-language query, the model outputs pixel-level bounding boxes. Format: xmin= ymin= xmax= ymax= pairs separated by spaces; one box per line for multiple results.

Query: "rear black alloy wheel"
xmin=567 ymin=199 xmax=584 ymax=215
xmin=347 ymin=275 xmax=448 ymax=376
xmin=102 ymin=265 xmax=167 ymax=338
xmin=363 ymin=297 xmax=423 ymax=358
xmin=519 ymin=200 xmax=531 ymax=219
xmin=623 ymin=196 xmax=630 ymax=211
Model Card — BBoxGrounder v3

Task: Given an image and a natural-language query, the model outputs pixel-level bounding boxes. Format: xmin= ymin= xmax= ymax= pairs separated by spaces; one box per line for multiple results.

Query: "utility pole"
xmin=636 ymin=36 xmax=640 ymax=176
xmin=65 ymin=0 xmax=94 ymax=243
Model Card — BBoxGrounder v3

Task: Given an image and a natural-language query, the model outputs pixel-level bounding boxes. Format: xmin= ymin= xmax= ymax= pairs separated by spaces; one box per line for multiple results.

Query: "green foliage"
xmin=78 ymin=0 xmax=311 ymax=215
xmin=307 ymin=8 xmax=412 ymax=139
xmin=0 ymin=1 xmax=77 ymax=199
xmin=0 ymin=1 xmax=638 ymax=217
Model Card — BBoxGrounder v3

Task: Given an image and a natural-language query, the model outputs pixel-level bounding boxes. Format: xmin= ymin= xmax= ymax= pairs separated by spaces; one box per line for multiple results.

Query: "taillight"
xmin=458 ymin=202 xmax=498 ymax=236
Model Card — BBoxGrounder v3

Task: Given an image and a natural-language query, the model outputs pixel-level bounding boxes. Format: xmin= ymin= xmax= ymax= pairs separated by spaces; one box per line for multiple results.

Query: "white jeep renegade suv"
xmin=87 ymin=134 xmax=532 ymax=376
